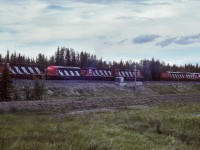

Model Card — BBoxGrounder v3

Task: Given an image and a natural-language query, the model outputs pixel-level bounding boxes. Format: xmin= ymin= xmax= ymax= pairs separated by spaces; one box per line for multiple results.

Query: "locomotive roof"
xmin=47 ymin=66 xmax=80 ymax=69
xmin=167 ymin=71 xmax=199 ymax=74
xmin=167 ymin=71 xmax=184 ymax=73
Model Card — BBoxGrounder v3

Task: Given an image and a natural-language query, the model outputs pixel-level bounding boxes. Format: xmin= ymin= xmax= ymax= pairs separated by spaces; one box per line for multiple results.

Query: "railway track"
xmin=12 ymin=79 xmax=200 ymax=86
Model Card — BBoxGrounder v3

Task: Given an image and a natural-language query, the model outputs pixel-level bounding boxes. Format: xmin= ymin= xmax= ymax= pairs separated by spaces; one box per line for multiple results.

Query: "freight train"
xmin=0 ymin=63 xmax=143 ymax=81
xmin=3 ymin=63 xmax=199 ymax=81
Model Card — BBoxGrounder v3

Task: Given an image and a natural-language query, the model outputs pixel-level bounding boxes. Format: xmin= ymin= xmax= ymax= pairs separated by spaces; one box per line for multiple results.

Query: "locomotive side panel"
xmin=80 ymin=67 xmax=114 ymax=81
xmin=7 ymin=64 xmax=43 ymax=79
xmin=115 ymin=69 xmax=143 ymax=81
xmin=46 ymin=66 xmax=81 ymax=80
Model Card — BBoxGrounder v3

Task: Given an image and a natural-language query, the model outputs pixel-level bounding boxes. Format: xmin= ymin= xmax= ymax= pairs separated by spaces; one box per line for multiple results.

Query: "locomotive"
xmin=0 ymin=63 xmax=143 ymax=81
xmin=161 ymin=71 xmax=200 ymax=81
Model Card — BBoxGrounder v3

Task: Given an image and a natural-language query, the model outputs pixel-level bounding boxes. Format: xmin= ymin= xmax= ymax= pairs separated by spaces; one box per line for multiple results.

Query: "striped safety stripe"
xmin=9 ymin=66 xmax=42 ymax=75
xmin=118 ymin=71 xmax=135 ymax=77
xmin=58 ymin=69 xmax=80 ymax=76
xmin=92 ymin=69 xmax=112 ymax=76
xmin=28 ymin=67 xmax=35 ymax=74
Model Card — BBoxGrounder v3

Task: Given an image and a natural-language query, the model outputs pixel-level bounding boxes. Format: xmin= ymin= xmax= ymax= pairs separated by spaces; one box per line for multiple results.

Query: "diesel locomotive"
xmin=161 ymin=71 xmax=200 ymax=81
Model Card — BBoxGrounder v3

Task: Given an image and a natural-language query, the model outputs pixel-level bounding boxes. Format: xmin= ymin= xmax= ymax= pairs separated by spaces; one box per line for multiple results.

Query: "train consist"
xmin=0 ymin=63 xmax=143 ymax=81
xmin=161 ymin=71 xmax=200 ymax=81
xmin=1 ymin=63 xmax=200 ymax=81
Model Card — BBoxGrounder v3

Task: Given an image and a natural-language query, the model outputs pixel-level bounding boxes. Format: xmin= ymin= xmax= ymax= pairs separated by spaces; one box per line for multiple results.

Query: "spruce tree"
xmin=33 ymin=76 xmax=45 ymax=100
xmin=0 ymin=64 xmax=13 ymax=101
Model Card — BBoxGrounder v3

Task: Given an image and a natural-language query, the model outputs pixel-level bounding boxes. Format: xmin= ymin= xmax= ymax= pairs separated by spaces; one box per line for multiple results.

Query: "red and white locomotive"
xmin=161 ymin=71 xmax=200 ymax=81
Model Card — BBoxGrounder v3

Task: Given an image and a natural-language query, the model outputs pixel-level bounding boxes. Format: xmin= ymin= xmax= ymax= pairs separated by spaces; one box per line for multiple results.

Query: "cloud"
xmin=115 ymin=16 xmax=134 ymax=20
xmin=118 ymin=38 xmax=128 ymax=44
xmin=46 ymin=5 xmax=74 ymax=11
xmin=156 ymin=37 xmax=177 ymax=47
xmin=1 ymin=0 xmax=200 ymax=65
xmin=70 ymin=0 xmax=147 ymax=4
xmin=69 ymin=0 xmax=171 ymax=6
xmin=175 ymin=34 xmax=200 ymax=45
xmin=157 ymin=34 xmax=200 ymax=47
xmin=133 ymin=34 xmax=160 ymax=44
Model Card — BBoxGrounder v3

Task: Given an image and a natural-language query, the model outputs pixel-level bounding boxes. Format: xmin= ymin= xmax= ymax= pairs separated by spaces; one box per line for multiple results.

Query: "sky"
xmin=0 ymin=0 xmax=200 ymax=65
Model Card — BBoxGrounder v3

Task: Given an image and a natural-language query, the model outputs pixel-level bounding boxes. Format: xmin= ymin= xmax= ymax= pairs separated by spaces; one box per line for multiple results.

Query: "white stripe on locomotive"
xmin=119 ymin=72 xmax=122 ymax=77
xmin=128 ymin=71 xmax=133 ymax=77
xmin=181 ymin=74 xmax=184 ymax=78
xmin=131 ymin=71 xmax=135 ymax=77
xmin=94 ymin=70 xmax=100 ymax=76
xmin=69 ymin=71 xmax=75 ymax=76
xmin=9 ymin=67 xmax=16 ymax=74
xmin=64 ymin=70 xmax=69 ymax=76
xmin=14 ymin=66 xmax=23 ymax=74
xmin=75 ymin=71 xmax=80 ymax=76
xmin=108 ymin=71 xmax=111 ymax=76
xmin=58 ymin=70 xmax=64 ymax=76
xmin=125 ymin=71 xmax=129 ymax=77
xmin=104 ymin=70 xmax=108 ymax=76
xmin=99 ymin=70 xmax=104 ymax=76
xmin=121 ymin=71 xmax=125 ymax=77
xmin=35 ymin=67 xmax=41 ymax=74
xmin=28 ymin=67 xmax=35 ymax=74
xmin=92 ymin=70 xmax=97 ymax=76
xmin=21 ymin=67 xmax=29 ymax=74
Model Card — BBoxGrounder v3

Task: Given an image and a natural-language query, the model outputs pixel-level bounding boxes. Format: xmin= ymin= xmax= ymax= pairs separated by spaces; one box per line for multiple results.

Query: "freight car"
xmin=161 ymin=71 xmax=200 ymax=81
xmin=0 ymin=63 xmax=143 ymax=81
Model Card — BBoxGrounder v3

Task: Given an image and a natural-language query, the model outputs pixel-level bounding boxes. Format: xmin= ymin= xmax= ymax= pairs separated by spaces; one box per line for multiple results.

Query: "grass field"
xmin=0 ymin=103 xmax=200 ymax=150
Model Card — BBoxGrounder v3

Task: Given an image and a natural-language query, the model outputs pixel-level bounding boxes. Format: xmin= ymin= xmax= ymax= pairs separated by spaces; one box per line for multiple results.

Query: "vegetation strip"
xmin=1 ymin=93 xmax=200 ymax=113
xmin=0 ymin=103 xmax=200 ymax=150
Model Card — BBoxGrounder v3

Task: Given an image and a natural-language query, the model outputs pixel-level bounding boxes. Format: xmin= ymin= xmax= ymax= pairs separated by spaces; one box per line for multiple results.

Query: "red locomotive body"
xmin=45 ymin=66 xmax=81 ymax=80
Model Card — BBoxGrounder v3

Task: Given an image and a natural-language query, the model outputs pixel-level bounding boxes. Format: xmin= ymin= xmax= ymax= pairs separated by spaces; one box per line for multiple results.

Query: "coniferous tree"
xmin=60 ymin=47 xmax=65 ymax=66
xmin=70 ymin=49 xmax=76 ymax=66
xmin=55 ymin=46 xmax=60 ymax=65
xmin=6 ymin=50 xmax=10 ymax=63
xmin=0 ymin=64 xmax=13 ymax=101
xmin=33 ymin=76 xmax=45 ymax=100
xmin=0 ymin=54 xmax=3 ymax=63
xmin=65 ymin=48 xmax=71 ymax=66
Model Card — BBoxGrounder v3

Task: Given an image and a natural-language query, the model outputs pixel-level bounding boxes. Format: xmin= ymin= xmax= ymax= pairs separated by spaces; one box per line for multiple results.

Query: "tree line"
xmin=1 ymin=47 xmax=200 ymax=81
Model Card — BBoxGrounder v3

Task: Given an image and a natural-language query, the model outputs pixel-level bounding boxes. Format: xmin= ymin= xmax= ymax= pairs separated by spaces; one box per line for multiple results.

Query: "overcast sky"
xmin=0 ymin=0 xmax=200 ymax=65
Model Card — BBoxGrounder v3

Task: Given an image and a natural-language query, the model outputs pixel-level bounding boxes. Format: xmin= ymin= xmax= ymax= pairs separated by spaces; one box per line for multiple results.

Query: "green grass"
xmin=149 ymin=84 xmax=200 ymax=95
xmin=0 ymin=103 xmax=200 ymax=150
